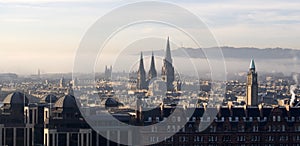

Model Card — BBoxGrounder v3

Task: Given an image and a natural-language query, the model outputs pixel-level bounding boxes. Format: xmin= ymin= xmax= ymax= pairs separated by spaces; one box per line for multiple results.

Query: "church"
xmin=136 ymin=37 xmax=181 ymax=97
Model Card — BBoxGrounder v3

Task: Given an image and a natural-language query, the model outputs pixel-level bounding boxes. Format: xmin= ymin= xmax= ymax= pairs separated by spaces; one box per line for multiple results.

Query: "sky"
xmin=0 ymin=0 xmax=300 ymax=74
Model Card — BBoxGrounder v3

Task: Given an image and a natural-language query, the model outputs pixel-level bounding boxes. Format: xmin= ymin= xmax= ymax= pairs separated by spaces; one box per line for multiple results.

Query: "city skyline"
xmin=1 ymin=1 xmax=300 ymax=145
xmin=0 ymin=44 xmax=300 ymax=145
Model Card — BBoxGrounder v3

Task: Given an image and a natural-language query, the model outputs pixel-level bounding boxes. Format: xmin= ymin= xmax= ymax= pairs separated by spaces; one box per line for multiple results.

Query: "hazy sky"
xmin=0 ymin=0 xmax=300 ymax=74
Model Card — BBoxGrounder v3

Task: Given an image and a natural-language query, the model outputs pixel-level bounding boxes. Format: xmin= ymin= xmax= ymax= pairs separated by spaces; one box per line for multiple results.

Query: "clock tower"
xmin=246 ymin=59 xmax=258 ymax=106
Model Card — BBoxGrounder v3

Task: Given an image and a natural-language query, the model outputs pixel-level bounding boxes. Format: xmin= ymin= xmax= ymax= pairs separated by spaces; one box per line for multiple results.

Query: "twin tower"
xmin=137 ymin=37 xmax=176 ymax=92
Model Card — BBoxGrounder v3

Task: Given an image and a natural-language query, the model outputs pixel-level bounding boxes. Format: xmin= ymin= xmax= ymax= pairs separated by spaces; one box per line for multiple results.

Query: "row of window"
xmin=209 ymin=124 xmax=286 ymax=132
xmin=152 ymin=124 xmax=291 ymax=133
xmin=160 ymin=116 xmax=300 ymax=123
xmin=151 ymin=135 xmax=300 ymax=143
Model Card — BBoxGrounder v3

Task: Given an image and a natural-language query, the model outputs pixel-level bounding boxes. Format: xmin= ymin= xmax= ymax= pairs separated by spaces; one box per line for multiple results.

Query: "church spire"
xmin=137 ymin=52 xmax=147 ymax=90
xmin=148 ymin=51 xmax=157 ymax=81
xmin=139 ymin=52 xmax=145 ymax=72
xmin=249 ymin=59 xmax=255 ymax=70
xmin=162 ymin=37 xmax=175 ymax=92
xmin=165 ymin=36 xmax=172 ymax=64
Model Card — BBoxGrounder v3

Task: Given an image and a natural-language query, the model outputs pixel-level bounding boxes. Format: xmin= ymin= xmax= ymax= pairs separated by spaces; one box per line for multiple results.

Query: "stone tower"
xmin=104 ymin=65 xmax=112 ymax=80
xmin=246 ymin=59 xmax=258 ymax=106
xmin=161 ymin=37 xmax=175 ymax=92
xmin=148 ymin=52 xmax=157 ymax=82
xmin=137 ymin=52 xmax=147 ymax=90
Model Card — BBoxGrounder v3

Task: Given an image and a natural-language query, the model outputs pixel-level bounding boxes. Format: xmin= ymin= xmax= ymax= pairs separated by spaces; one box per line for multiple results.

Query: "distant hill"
xmin=142 ymin=46 xmax=300 ymax=59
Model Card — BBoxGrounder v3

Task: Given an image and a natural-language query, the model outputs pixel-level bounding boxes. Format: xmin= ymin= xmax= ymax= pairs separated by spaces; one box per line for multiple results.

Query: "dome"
xmin=40 ymin=94 xmax=57 ymax=103
xmin=54 ymin=94 xmax=78 ymax=108
xmin=3 ymin=92 xmax=29 ymax=105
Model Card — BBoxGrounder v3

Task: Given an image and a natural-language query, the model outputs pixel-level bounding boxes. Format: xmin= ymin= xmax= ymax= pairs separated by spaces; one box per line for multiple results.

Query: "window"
xmin=210 ymin=126 xmax=216 ymax=132
xmin=238 ymin=125 xmax=244 ymax=132
xmin=279 ymin=136 xmax=288 ymax=141
xmin=267 ymin=136 xmax=274 ymax=141
xmin=177 ymin=116 xmax=181 ymax=122
xmin=252 ymin=125 xmax=258 ymax=132
xmin=151 ymin=126 xmax=157 ymax=132
xmin=194 ymin=136 xmax=203 ymax=142
xmin=295 ymin=125 xmax=300 ymax=132
xmin=268 ymin=125 xmax=272 ymax=132
xmin=207 ymin=117 xmax=211 ymax=122
xmin=237 ymin=136 xmax=245 ymax=142
xmin=251 ymin=136 xmax=260 ymax=141
xmin=208 ymin=136 xmax=217 ymax=142
xmin=179 ymin=136 xmax=187 ymax=142
xmin=224 ymin=125 xmax=229 ymax=132
xmin=192 ymin=117 xmax=196 ymax=122
xmin=149 ymin=136 xmax=159 ymax=142
xmin=222 ymin=136 xmax=231 ymax=142
xmin=45 ymin=134 xmax=48 ymax=146
xmin=167 ymin=125 xmax=171 ymax=132
xmin=177 ymin=125 xmax=181 ymax=132
xmin=235 ymin=117 xmax=239 ymax=121
xmin=172 ymin=116 xmax=176 ymax=122
xmin=292 ymin=117 xmax=295 ymax=122
xmin=156 ymin=117 xmax=160 ymax=122
xmin=282 ymin=125 xmax=285 ymax=132
xmin=45 ymin=111 xmax=48 ymax=119
xmin=165 ymin=136 xmax=173 ymax=142
xmin=172 ymin=125 xmax=176 ymax=132
xmin=294 ymin=136 xmax=300 ymax=141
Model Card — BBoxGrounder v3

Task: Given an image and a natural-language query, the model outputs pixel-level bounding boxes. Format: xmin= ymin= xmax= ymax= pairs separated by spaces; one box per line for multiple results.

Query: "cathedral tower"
xmin=148 ymin=52 xmax=157 ymax=82
xmin=104 ymin=65 xmax=112 ymax=80
xmin=137 ymin=52 xmax=147 ymax=90
xmin=161 ymin=37 xmax=175 ymax=92
xmin=246 ymin=59 xmax=258 ymax=106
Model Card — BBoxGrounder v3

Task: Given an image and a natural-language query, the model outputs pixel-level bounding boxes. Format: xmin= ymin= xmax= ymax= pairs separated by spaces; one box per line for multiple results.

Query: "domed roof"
xmin=3 ymin=92 xmax=29 ymax=105
xmin=54 ymin=94 xmax=78 ymax=108
xmin=40 ymin=94 xmax=57 ymax=103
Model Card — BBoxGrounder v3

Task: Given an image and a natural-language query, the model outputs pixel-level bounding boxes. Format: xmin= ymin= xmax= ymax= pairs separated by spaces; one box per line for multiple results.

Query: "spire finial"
xmin=139 ymin=51 xmax=145 ymax=71
xmin=165 ymin=37 xmax=172 ymax=64
xmin=148 ymin=50 xmax=157 ymax=80
xmin=249 ymin=59 xmax=255 ymax=69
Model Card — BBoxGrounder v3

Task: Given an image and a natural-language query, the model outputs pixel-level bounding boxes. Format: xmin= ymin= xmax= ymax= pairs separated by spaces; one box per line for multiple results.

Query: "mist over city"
xmin=1 ymin=0 xmax=300 ymax=146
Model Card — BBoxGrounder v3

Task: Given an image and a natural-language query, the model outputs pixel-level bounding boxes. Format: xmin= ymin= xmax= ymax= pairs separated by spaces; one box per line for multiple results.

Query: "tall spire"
xmin=148 ymin=51 xmax=157 ymax=80
xmin=249 ymin=59 xmax=255 ymax=70
xmin=165 ymin=37 xmax=172 ymax=64
xmin=137 ymin=52 xmax=147 ymax=90
xmin=139 ymin=52 xmax=145 ymax=72
xmin=162 ymin=37 xmax=175 ymax=92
